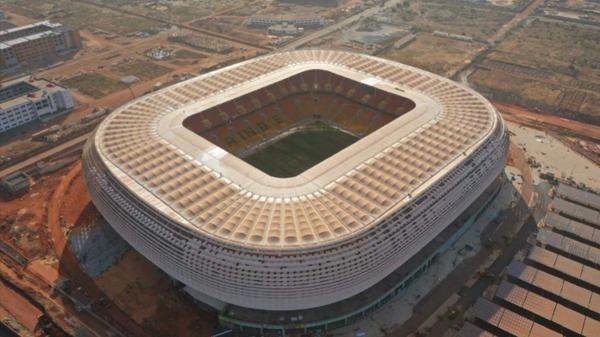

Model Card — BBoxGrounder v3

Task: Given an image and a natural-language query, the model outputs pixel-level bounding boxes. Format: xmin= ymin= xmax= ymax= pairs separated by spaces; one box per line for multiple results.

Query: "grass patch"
xmin=470 ymin=68 xmax=563 ymax=105
xmin=489 ymin=20 xmax=600 ymax=77
xmin=243 ymin=123 xmax=358 ymax=178
xmin=61 ymin=73 xmax=125 ymax=98
xmin=172 ymin=49 xmax=205 ymax=60
xmin=3 ymin=0 xmax=161 ymax=35
xmin=111 ymin=59 xmax=172 ymax=80
xmin=391 ymin=1 xmax=514 ymax=40
xmin=383 ymin=33 xmax=484 ymax=77
xmin=469 ymin=20 xmax=600 ymax=121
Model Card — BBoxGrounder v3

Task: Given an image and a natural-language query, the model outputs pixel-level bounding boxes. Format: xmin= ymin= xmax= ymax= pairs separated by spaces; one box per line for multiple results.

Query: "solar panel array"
xmin=550 ymin=198 xmax=600 ymax=228
xmin=494 ymin=280 xmax=599 ymax=335
xmin=537 ymin=228 xmax=600 ymax=266
xmin=557 ymin=184 xmax=600 ymax=212
xmin=544 ymin=212 xmax=600 ymax=246
xmin=527 ymin=246 xmax=599 ymax=289
xmin=471 ymin=298 xmax=563 ymax=337
xmin=457 ymin=184 xmax=600 ymax=337
xmin=507 ymin=260 xmax=600 ymax=312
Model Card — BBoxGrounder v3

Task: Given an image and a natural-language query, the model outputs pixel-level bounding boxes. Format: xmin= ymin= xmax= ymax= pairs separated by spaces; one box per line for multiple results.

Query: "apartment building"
xmin=0 ymin=21 xmax=81 ymax=72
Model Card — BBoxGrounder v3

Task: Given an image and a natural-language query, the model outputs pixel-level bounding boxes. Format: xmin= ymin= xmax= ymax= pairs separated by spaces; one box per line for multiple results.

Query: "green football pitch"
xmin=243 ymin=123 xmax=359 ymax=178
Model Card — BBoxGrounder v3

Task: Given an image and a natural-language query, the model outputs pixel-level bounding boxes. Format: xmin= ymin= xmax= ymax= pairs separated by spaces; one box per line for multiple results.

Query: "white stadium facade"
xmin=82 ymin=50 xmax=509 ymax=333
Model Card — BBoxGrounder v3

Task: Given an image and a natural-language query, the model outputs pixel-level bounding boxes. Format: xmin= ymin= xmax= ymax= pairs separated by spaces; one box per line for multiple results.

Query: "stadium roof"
xmin=93 ymin=50 xmax=500 ymax=249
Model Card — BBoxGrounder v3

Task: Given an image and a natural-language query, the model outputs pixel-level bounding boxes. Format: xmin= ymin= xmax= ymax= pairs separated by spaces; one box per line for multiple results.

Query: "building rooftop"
xmin=0 ymin=76 xmax=66 ymax=110
xmin=0 ymin=20 xmax=61 ymax=41
xmin=93 ymin=50 xmax=499 ymax=249
xmin=0 ymin=20 xmax=72 ymax=50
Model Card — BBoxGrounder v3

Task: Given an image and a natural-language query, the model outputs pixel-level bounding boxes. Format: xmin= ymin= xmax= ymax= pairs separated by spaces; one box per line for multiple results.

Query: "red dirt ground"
xmin=48 ymin=164 xmax=216 ymax=337
xmin=496 ymin=101 xmax=600 ymax=165
xmin=507 ymin=142 xmax=534 ymax=205
xmin=0 ymin=171 xmax=65 ymax=260
xmin=495 ymin=101 xmax=600 ymax=140
xmin=47 ymin=164 xmax=152 ymax=337
xmin=0 ymin=280 xmax=42 ymax=332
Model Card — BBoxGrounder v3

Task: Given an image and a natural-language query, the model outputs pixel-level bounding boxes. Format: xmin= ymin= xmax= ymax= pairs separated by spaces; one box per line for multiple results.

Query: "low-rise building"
xmin=0 ymin=171 xmax=29 ymax=196
xmin=0 ymin=21 xmax=81 ymax=72
xmin=246 ymin=16 xmax=325 ymax=28
xmin=267 ymin=23 xmax=304 ymax=36
xmin=0 ymin=77 xmax=74 ymax=133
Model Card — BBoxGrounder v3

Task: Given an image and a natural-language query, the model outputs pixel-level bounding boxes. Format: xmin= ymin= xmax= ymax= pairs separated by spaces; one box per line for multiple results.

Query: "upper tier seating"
xmin=182 ymin=70 xmax=416 ymax=155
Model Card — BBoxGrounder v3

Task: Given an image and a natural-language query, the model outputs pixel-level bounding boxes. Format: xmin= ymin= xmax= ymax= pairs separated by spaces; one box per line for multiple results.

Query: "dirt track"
xmin=488 ymin=0 xmax=545 ymax=45
xmin=495 ymin=101 xmax=600 ymax=140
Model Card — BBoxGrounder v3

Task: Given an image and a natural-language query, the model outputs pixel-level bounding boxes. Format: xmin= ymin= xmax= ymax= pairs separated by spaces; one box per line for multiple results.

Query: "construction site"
xmin=0 ymin=1 xmax=598 ymax=337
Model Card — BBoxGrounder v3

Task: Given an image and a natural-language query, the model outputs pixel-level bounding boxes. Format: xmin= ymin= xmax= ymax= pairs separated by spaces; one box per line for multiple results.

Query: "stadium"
xmin=82 ymin=50 xmax=509 ymax=332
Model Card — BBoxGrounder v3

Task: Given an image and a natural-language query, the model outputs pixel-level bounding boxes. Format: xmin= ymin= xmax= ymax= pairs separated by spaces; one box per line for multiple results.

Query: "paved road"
xmin=453 ymin=0 xmax=545 ymax=83
xmin=388 ymin=181 xmax=547 ymax=337
xmin=488 ymin=0 xmax=545 ymax=45
xmin=285 ymin=0 xmax=544 ymax=67
xmin=389 ymin=139 xmax=543 ymax=337
xmin=388 ymin=182 xmax=531 ymax=336
xmin=424 ymin=182 xmax=550 ymax=337
xmin=281 ymin=0 xmax=405 ymax=51
xmin=0 ymin=132 xmax=90 ymax=178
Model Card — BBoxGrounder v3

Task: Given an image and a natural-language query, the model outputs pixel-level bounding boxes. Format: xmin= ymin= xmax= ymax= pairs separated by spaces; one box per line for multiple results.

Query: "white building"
xmin=0 ymin=77 xmax=74 ymax=133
